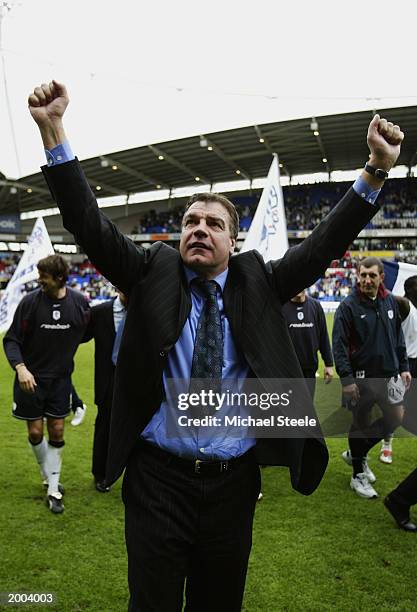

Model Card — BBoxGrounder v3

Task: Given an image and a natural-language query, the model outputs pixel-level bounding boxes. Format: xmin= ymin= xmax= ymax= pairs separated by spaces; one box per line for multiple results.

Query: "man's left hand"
xmin=324 ymin=366 xmax=333 ymax=384
xmin=401 ymin=371 xmax=412 ymax=390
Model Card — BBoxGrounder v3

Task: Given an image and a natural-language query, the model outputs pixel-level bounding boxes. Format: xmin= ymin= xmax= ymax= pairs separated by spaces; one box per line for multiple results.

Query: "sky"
xmin=1 ymin=0 xmax=416 ymax=180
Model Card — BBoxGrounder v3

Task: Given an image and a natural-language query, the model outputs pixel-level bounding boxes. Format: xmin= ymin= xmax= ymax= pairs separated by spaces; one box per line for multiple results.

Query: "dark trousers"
xmin=390 ymin=358 xmax=417 ymax=506
xmin=403 ymin=358 xmax=417 ymax=434
xmin=92 ymin=391 xmax=112 ymax=480
xmin=122 ymin=441 xmax=260 ymax=612
xmin=302 ymin=369 xmax=316 ymax=399
xmin=70 ymin=384 xmax=84 ymax=413
xmin=391 ymin=467 xmax=417 ymax=507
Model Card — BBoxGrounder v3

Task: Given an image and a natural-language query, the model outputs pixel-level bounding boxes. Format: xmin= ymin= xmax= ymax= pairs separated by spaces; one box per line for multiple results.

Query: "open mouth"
xmin=188 ymin=242 xmax=211 ymax=251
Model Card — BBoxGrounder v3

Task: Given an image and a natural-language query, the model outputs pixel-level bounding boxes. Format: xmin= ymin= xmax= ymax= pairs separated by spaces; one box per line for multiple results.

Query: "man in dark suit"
xmin=28 ymin=80 xmax=404 ymax=611
xmin=82 ymin=290 xmax=127 ymax=492
xmin=384 ymin=276 xmax=417 ymax=531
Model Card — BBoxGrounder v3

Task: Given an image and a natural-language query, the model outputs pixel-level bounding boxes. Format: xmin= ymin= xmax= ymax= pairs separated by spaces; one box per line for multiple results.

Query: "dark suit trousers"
xmin=122 ymin=441 xmax=260 ymax=612
xmin=92 ymin=387 xmax=113 ymax=480
xmin=390 ymin=358 xmax=417 ymax=507
xmin=391 ymin=467 xmax=417 ymax=507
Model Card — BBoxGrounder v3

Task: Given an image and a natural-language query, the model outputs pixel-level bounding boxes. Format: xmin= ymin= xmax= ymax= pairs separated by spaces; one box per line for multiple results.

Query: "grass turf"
xmin=1 ymin=319 xmax=416 ymax=611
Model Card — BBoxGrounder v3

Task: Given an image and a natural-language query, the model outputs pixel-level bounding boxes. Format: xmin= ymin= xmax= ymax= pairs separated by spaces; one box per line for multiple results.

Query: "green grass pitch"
xmin=1 ymin=315 xmax=416 ymax=611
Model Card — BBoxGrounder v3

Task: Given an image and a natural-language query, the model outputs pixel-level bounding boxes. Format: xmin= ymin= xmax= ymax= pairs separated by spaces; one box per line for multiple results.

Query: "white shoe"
xmin=363 ymin=462 xmax=376 ymax=484
xmin=257 ymin=492 xmax=263 ymax=502
xmin=71 ymin=404 xmax=87 ymax=426
xmin=350 ymin=473 xmax=378 ymax=499
xmin=380 ymin=444 xmax=393 ymax=464
xmin=342 ymin=450 xmax=376 ymax=483
xmin=43 ymin=480 xmax=65 ymax=495
xmin=46 ymin=492 xmax=64 ymax=514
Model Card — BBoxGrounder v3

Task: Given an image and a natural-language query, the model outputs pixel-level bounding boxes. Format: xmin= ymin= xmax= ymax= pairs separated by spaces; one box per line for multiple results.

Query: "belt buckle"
xmin=194 ymin=459 xmax=202 ymax=474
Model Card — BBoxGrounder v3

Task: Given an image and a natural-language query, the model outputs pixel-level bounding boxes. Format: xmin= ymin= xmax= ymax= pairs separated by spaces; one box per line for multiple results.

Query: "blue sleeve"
xmin=352 ymin=175 xmax=381 ymax=206
xmin=45 ymin=141 xmax=75 ymax=166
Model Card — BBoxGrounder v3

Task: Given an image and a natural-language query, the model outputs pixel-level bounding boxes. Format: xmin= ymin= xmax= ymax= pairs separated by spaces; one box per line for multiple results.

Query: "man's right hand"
xmin=16 ymin=365 xmax=37 ymax=394
xmin=342 ymin=383 xmax=360 ymax=402
xmin=28 ymin=80 xmax=69 ymax=149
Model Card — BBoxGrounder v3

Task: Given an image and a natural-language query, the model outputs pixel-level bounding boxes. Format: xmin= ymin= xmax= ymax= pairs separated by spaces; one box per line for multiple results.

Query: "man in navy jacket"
xmin=333 ymin=257 xmax=411 ymax=499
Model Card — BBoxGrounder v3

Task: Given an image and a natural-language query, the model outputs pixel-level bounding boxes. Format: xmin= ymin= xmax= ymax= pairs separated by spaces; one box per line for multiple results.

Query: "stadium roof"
xmin=2 ymin=104 xmax=417 ymax=215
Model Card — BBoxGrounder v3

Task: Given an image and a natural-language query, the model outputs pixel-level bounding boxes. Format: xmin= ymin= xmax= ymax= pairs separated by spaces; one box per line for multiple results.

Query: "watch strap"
xmin=365 ymin=163 xmax=389 ymax=180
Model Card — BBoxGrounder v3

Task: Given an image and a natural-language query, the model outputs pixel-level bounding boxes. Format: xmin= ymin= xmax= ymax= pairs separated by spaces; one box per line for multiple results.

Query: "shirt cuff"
xmin=45 ymin=141 xmax=75 ymax=166
xmin=352 ymin=175 xmax=381 ymax=206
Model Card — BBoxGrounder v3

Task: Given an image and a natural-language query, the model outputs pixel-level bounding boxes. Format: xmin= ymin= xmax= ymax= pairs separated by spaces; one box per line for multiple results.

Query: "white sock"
xmin=382 ymin=436 xmax=393 ymax=449
xmin=45 ymin=442 xmax=64 ymax=496
xmin=29 ymin=437 xmax=48 ymax=481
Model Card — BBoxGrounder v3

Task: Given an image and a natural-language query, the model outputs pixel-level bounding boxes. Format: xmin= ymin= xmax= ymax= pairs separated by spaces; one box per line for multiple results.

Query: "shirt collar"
xmin=184 ymin=266 xmax=228 ymax=293
xmin=113 ymin=295 xmax=126 ymax=312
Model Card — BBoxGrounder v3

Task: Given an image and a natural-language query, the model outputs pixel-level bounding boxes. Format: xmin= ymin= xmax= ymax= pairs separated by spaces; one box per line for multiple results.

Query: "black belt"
xmin=138 ymin=439 xmax=255 ymax=476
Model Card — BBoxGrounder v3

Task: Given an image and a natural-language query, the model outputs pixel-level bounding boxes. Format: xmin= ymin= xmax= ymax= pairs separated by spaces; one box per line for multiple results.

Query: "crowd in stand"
xmin=133 ymin=178 xmax=417 ymax=234
xmin=131 ymin=201 xmax=254 ymax=234
xmin=0 ymin=178 xmax=415 ymax=299
xmin=0 ymin=252 xmax=410 ymax=303
xmin=0 ymin=251 xmax=416 ymax=303
xmin=0 ymin=257 xmax=117 ymax=301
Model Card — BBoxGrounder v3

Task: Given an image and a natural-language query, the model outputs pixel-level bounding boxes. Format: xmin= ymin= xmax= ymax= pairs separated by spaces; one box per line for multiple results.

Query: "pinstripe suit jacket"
xmin=82 ymin=299 xmax=116 ymax=406
xmin=43 ymin=160 xmax=378 ymax=494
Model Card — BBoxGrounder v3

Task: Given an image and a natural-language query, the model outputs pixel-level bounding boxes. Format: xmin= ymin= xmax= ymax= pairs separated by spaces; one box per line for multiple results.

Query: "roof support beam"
xmin=310 ymin=117 xmax=331 ymax=174
xmin=85 ymin=177 xmax=126 ymax=196
xmin=100 ymin=156 xmax=170 ymax=190
xmin=254 ymin=125 xmax=290 ymax=177
xmin=200 ymin=135 xmax=251 ymax=181
xmin=0 ymin=180 xmax=49 ymax=196
xmin=148 ymin=145 xmax=211 ymax=185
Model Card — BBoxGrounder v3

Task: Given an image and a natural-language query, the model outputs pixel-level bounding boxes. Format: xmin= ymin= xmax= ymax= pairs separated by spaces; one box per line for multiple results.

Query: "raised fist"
xmin=28 ymin=80 xmax=69 ymax=128
xmin=367 ymin=114 xmax=404 ymax=171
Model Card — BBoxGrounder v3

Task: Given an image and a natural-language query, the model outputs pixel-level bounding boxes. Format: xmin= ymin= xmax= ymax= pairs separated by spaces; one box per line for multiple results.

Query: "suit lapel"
xmin=223 ymin=270 xmax=243 ymax=348
xmin=106 ymin=299 xmax=116 ymax=337
xmin=176 ymin=265 xmax=192 ymax=341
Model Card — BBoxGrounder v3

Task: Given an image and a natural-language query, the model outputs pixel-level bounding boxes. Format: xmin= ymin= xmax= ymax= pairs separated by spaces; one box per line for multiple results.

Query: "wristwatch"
xmin=364 ymin=163 xmax=389 ymax=181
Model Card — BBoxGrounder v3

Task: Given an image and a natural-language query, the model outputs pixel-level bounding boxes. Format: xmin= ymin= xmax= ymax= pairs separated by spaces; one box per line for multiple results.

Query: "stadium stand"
xmin=132 ymin=178 xmax=417 ymax=234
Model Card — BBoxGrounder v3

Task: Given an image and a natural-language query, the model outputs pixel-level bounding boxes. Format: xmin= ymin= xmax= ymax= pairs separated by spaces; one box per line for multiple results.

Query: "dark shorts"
xmin=344 ymin=377 xmax=404 ymax=412
xmin=12 ymin=376 xmax=72 ymax=421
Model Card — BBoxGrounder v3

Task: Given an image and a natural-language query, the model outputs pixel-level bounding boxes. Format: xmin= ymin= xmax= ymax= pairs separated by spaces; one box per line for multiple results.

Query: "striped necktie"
xmin=112 ymin=316 xmax=126 ymax=366
xmin=190 ymin=279 xmax=223 ymax=380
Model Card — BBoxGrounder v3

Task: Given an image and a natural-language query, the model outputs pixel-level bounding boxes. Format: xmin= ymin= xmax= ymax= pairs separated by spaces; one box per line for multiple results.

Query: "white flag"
xmin=383 ymin=260 xmax=417 ymax=296
xmin=240 ymin=155 xmax=289 ymax=261
xmin=0 ymin=218 xmax=54 ymax=333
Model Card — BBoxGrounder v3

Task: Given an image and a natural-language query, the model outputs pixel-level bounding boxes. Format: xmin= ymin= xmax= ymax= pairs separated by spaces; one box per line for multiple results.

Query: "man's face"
xmin=358 ymin=265 xmax=384 ymax=298
xmin=179 ymin=201 xmax=236 ymax=278
xmin=38 ymin=271 xmax=62 ymax=297
xmin=291 ymin=290 xmax=306 ymax=303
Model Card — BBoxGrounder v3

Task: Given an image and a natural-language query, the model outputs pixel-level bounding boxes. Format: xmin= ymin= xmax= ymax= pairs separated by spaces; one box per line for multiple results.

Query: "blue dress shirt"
xmin=141 ymin=267 xmax=255 ymax=460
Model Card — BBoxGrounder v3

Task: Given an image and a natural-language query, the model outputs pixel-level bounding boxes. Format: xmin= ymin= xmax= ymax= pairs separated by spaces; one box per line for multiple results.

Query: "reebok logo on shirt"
xmin=40 ymin=323 xmax=71 ymax=330
xmin=289 ymin=322 xmax=314 ymax=328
